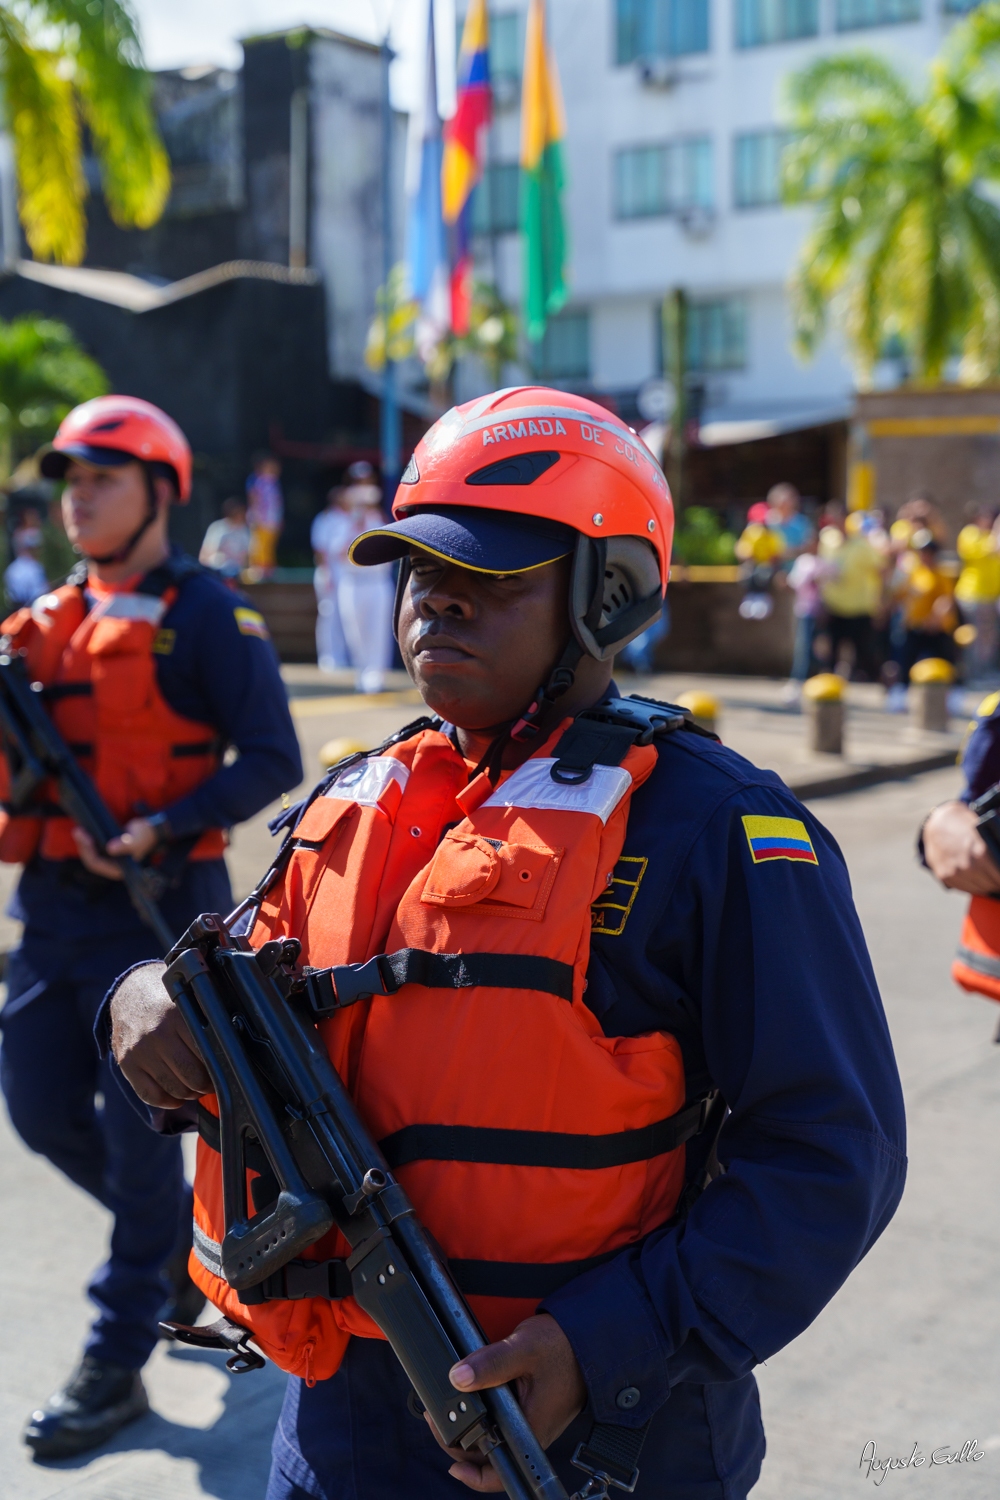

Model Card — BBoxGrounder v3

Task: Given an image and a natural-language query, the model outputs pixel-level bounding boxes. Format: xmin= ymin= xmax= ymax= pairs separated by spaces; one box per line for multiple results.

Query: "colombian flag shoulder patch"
xmin=234 ymin=606 xmax=269 ymax=640
xmin=742 ymin=814 xmax=818 ymax=866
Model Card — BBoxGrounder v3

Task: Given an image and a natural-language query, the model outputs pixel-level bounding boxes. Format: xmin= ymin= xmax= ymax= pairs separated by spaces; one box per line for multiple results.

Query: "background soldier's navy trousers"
xmin=0 ymin=858 xmax=233 ymax=1372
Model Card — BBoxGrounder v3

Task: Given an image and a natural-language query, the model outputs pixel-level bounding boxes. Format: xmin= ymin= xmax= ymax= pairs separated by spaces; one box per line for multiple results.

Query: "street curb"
xmin=788 ymin=749 xmax=960 ymax=801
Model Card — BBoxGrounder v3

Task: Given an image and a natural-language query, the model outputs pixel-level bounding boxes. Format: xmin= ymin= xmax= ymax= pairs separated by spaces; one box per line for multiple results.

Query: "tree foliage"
xmin=0 ymin=0 xmax=169 ymax=265
xmin=0 ymin=312 xmax=107 ymax=470
xmin=782 ymin=4 xmax=1000 ymax=383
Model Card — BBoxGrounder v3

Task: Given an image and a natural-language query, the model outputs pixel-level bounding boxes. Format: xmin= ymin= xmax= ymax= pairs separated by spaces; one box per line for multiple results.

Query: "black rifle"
xmin=0 ymin=645 xmax=175 ymax=951
xmin=971 ymin=780 xmax=1000 ymax=872
xmin=160 ymin=914 xmax=595 ymax=1500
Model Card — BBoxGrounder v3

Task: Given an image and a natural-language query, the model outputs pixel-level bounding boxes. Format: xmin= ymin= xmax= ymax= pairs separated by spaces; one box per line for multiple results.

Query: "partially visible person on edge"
xmin=0 ymin=397 xmax=303 ymax=1460
xmin=331 ymin=460 xmax=395 ymax=694
xmin=246 ymin=452 xmax=284 ymax=576
xmin=888 ymin=530 xmax=958 ymax=710
xmin=736 ymin=501 xmax=784 ymax=619
xmin=767 ymin=482 xmax=814 ymax=562
xmin=311 ymin=486 xmax=351 ymax=672
xmin=921 ymin=686 xmax=1000 ymax=906
xmin=4 ymin=508 xmax=48 ymax=607
xmin=818 ymin=505 xmax=885 ymax=680
xmin=199 ymin=496 xmax=250 ymax=580
xmin=955 ymin=504 xmax=1000 ymax=686
xmin=784 ymin=532 xmax=831 ymax=701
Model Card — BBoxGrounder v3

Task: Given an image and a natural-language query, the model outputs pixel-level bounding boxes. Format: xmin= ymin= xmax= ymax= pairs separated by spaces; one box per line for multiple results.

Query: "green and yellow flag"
xmin=520 ymin=0 xmax=567 ymax=344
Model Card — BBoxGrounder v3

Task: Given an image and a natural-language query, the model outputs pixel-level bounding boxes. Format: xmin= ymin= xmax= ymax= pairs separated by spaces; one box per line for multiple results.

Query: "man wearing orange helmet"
xmin=107 ymin=389 xmax=903 ymax=1499
xmin=0 ymin=397 xmax=302 ymax=1458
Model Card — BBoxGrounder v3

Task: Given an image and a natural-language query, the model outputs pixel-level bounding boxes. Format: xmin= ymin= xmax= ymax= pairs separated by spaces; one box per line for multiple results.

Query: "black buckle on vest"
xmin=300 ymin=955 xmax=392 ymax=1017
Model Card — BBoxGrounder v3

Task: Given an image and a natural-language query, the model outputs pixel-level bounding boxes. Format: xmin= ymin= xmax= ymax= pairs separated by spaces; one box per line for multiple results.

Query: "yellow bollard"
xmin=802 ymin=673 xmax=845 ymax=755
xmin=908 ymin=657 xmax=953 ymax=732
xmin=318 ymin=737 xmax=369 ymax=770
xmin=675 ymin=690 xmax=720 ymax=736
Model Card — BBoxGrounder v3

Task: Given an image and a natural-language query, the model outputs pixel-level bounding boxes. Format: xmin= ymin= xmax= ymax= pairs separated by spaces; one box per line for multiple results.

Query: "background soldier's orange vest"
xmin=0 ymin=580 xmax=224 ymax=863
xmin=190 ymin=724 xmax=692 ymax=1385
xmin=953 ymin=896 xmax=1000 ymax=1000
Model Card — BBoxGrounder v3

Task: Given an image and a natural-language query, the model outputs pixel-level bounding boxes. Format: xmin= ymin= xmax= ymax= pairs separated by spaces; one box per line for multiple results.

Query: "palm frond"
xmin=0 ymin=13 xmax=85 ymax=263
xmin=34 ymin=0 xmax=169 ymax=228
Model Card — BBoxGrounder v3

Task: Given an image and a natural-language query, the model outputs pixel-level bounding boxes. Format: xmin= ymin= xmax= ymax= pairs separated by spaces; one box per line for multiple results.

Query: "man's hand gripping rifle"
xmin=160 ymin=914 xmax=579 ymax=1500
xmin=0 ymin=645 xmax=174 ymax=950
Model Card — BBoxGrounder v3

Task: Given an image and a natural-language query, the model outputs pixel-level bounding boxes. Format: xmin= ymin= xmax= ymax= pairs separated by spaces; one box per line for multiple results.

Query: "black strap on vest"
xmin=572 ymin=1420 xmax=649 ymax=1494
xmin=299 ymin=947 xmax=574 ymax=1015
xmin=379 ymin=1095 xmax=710 ymax=1171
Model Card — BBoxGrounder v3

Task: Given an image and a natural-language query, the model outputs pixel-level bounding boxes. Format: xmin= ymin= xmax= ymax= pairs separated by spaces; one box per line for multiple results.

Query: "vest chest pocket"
xmin=421 ymin=830 xmax=563 ymax=921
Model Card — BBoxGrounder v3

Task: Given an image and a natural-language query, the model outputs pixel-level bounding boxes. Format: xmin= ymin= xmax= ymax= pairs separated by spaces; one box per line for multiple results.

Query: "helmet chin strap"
xmin=80 ymin=469 xmax=161 ymax=568
xmin=468 ymin=637 xmax=584 ymax=786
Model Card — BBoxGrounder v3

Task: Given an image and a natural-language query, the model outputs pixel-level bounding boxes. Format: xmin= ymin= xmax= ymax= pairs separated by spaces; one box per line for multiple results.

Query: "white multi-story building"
xmin=462 ymin=0 xmax=970 ymax=434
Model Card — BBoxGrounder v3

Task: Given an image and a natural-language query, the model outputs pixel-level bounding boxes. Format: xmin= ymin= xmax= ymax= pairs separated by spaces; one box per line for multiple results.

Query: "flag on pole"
xmin=405 ymin=0 xmax=450 ymax=360
xmin=442 ymin=0 xmax=491 ymax=336
xmin=520 ymin=0 xmax=567 ymax=344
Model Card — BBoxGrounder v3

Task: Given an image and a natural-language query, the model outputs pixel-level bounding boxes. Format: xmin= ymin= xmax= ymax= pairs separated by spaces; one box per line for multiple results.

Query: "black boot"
xmin=25 ymin=1355 xmax=149 ymax=1458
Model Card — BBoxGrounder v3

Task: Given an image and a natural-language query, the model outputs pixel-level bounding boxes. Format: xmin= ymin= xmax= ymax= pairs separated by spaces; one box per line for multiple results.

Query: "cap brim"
xmin=39 ymin=444 xmax=138 ymax=480
xmin=349 ymin=506 xmax=576 ymax=573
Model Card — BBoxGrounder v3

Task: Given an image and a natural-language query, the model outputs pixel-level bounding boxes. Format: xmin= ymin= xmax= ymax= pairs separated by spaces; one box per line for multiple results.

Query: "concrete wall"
xmin=855 ymin=387 xmax=1000 ymax=539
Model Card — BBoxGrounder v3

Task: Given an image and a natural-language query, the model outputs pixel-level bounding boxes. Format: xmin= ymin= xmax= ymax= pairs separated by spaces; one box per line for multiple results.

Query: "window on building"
xmin=836 ymin=0 xmax=920 ymax=28
xmin=687 ymin=298 xmax=748 ymax=370
xmin=615 ymin=0 xmax=710 ymax=64
xmin=471 ymin=162 xmax=520 ymax=234
xmin=733 ymin=129 xmax=791 ymax=208
xmin=490 ymin=11 xmax=523 ymax=81
xmin=614 ymin=138 xmax=713 ymax=219
xmin=536 ymin=311 xmax=591 ymax=379
xmin=735 ymin=0 xmax=818 ymax=46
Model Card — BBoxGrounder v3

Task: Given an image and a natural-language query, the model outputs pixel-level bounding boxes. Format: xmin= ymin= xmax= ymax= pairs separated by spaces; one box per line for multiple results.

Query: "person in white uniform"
xmin=310 ymin=488 xmax=350 ymax=672
xmin=332 ymin=461 xmax=395 ymax=695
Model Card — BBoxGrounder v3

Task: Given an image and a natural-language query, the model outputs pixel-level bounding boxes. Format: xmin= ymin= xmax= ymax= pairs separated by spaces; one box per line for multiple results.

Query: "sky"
xmin=131 ymin=0 xmax=456 ymax=114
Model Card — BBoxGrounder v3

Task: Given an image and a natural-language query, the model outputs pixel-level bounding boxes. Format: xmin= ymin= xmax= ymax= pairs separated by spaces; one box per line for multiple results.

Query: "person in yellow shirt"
xmin=894 ymin=529 xmax=958 ymax=683
xmin=955 ymin=506 xmax=1000 ymax=683
xmin=818 ymin=511 xmax=885 ymax=680
xmin=736 ymin=501 xmax=785 ymax=620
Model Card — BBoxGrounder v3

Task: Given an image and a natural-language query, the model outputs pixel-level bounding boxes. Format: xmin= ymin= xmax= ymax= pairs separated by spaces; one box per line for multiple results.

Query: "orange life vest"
xmin=953 ymin=896 xmax=1000 ymax=1001
xmin=190 ymin=719 xmax=697 ymax=1385
xmin=0 ymin=574 xmax=225 ymax=864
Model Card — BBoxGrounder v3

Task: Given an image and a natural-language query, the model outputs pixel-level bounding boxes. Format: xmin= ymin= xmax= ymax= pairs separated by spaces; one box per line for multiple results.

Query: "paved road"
xmin=2 ymin=687 xmax=998 ymax=1497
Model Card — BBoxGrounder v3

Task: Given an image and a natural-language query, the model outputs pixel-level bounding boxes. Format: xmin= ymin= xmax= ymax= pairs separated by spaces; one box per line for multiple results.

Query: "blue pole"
xmin=380 ymin=33 xmax=402 ymax=501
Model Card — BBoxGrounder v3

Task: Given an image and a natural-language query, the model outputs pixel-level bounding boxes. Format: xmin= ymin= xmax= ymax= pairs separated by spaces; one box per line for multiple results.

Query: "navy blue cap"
xmin=40 ymin=444 xmax=138 ymax=480
xmin=349 ymin=505 xmax=577 ymax=573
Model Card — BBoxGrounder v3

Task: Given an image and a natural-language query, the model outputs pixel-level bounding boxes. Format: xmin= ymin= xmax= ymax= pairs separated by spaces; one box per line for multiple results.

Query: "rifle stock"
xmin=0 ymin=646 xmax=175 ymax=951
xmin=161 ymin=914 xmax=572 ymax=1500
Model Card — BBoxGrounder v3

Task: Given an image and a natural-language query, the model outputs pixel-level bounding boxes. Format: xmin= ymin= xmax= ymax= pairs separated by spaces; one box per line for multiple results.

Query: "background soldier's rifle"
xmin=160 ymin=914 xmax=619 ymax=1500
xmin=971 ymin=780 xmax=1000 ymax=872
xmin=0 ymin=645 xmax=174 ymax=951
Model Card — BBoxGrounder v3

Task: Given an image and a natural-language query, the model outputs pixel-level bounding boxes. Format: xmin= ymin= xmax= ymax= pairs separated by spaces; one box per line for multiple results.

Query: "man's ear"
xmin=152 ymin=476 xmax=175 ymax=514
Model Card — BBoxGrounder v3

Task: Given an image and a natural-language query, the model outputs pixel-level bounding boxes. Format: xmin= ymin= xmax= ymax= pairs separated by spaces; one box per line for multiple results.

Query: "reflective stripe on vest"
xmin=189 ymin=722 xmax=690 ymax=1385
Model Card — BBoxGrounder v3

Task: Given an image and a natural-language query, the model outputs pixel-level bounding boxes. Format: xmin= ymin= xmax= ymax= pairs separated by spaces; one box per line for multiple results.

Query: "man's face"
xmin=398 ymin=549 xmax=572 ymax=730
xmin=62 ymin=460 xmax=149 ymax=558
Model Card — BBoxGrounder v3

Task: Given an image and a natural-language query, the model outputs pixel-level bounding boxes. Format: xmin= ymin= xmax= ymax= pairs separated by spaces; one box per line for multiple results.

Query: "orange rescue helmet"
xmin=40 ymin=395 xmax=193 ymax=502
xmin=352 ymin=386 xmax=673 ymax=666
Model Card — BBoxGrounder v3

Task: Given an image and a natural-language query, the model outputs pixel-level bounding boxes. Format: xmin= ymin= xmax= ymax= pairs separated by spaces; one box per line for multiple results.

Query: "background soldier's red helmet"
xmin=352 ymin=386 xmax=673 ymax=662
xmin=40 ymin=396 xmax=193 ymax=502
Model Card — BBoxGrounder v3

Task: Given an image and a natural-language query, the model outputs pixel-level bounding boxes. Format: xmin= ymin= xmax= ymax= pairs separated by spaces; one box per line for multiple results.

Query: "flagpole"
xmin=380 ymin=24 xmax=401 ymax=501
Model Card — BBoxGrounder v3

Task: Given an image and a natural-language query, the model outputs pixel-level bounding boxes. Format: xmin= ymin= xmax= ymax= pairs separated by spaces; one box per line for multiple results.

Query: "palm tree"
xmin=1 ymin=0 xmax=169 ymax=265
xmin=0 ymin=312 xmax=107 ymax=474
xmin=782 ymin=5 xmax=1000 ymax=383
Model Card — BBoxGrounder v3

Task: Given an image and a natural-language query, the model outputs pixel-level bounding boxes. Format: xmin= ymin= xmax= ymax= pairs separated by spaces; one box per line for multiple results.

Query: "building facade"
xmin=463 ymin=0 xmax=967 ymax=434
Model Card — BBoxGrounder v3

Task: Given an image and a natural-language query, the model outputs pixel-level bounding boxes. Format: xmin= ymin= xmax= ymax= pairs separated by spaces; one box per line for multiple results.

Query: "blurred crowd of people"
xmin=736 ymin=483 xmax=998 ymax=707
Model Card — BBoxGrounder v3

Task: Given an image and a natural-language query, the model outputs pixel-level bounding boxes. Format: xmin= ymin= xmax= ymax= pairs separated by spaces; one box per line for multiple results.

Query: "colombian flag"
xmin=442 ymin=0 xmax=491 ymax=336
xmin=742 ymin=816 xmax=819 ymax=866
xmin=520 ymin=0 xmax=567 ymax=343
